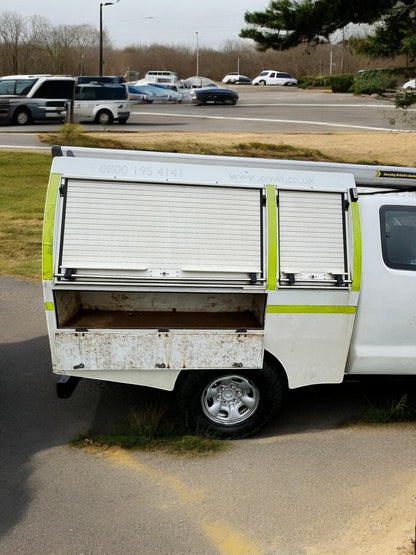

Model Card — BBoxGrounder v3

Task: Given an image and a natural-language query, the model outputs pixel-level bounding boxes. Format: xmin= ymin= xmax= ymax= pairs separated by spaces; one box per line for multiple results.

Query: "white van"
xmin=252 ymin=70 xmax=297 ymax=86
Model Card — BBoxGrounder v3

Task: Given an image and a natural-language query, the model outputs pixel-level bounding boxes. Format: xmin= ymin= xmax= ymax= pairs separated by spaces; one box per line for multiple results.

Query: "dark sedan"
xmin=190 ymin=87 xmax=239 ymax=105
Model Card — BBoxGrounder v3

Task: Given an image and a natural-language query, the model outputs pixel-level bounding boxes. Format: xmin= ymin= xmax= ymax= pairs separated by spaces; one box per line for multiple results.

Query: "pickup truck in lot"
xmin=0 ymin=96 xmax=67 ymax=125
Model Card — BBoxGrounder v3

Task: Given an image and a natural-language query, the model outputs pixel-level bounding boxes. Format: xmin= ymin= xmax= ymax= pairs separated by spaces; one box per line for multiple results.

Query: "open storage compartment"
xmin=51 ymin=176 xmax=267 ymax=373
xmin=53 ymin=291 xmax=266 ymax=372
xmin=55 ymin=291 xmax=266 ymax=330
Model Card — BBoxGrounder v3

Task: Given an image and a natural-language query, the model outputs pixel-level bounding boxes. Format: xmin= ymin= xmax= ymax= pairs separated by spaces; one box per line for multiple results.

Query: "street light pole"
xmin=195 ymin=31 xmax=199 ymax=77
xmin=99 ymin=0 xmax=120 ymax=76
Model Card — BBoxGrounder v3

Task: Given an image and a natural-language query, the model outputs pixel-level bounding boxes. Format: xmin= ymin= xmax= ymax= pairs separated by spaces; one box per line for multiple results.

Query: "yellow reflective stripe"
xmin=266 ymin=185 xmax=277 ymax=290
xmin=42 ymin=172 xmax=60 ymax=281
xmin=45 ymin=302 xmax=54 ymax=311
xmin=267 ymin=305 xmax=356 ymax=314
xmin=351 ymin=201 xmax=361 ymax=292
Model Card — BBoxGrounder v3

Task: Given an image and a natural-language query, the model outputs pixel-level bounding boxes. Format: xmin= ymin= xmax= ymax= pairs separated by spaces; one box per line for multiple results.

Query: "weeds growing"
xmin=70 ymin=402 xmax=225 ymax=455
xmin=361 ymin=394 xmax=416 ymax=424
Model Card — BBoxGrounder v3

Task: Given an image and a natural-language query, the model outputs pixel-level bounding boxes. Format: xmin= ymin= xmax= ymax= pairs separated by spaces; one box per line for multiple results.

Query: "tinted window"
xmin=0 ymin=79 xmax=36 ymax=95
xmin=75 ymin=86 xmax=95 ymax=100
xmin=75 ymin=85 xmax=126 ymax=101
xmin=99 ymin=86 xmax=126 ymax=100
xmin=33 ymin=80 xmax=74 ymax=99
xmin=380 ymin=205 xmax=416 ymax=270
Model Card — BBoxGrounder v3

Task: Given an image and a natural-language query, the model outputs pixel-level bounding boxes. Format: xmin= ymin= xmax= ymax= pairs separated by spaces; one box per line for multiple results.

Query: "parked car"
xmin=73 ymin=83 xmax=130 ymax=124
xmin=0 ymin=96 xmax=67 ymax=125
xmin=222 ymin=73 xmax=252 ymax=85
xmin=402 ymin=79 xmax=416 ymax=89
xmin=0 ymin=74 xmax=75 ymax=125
xmin=130 ymin=82 xmax=182 ymax=103
xmin=252 ymin=70 xmax=297 ymax=86
xmin=0 ymin=74 xmax=76 ymax=99
xmin=190 ymin=87 xmax=238 ymax=105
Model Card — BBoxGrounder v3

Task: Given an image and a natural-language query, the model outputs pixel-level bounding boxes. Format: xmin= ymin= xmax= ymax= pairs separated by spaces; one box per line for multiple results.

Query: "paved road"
xmin=0 ymin=88 xmax=412 ymax=150
xmin=1 ymin=276 xmax=415 ymax=554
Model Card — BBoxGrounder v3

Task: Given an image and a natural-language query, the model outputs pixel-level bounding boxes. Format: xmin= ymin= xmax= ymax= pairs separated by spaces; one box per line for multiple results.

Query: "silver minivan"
xmin=73 ymin=84 xmax=130 ymax=125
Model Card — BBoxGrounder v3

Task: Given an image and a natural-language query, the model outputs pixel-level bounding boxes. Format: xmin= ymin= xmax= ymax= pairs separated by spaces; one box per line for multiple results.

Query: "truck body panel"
xmin=346 ymin=196 xmax=416 ymax=374
xmin=43 ymin=147 xmax=416 ymax=398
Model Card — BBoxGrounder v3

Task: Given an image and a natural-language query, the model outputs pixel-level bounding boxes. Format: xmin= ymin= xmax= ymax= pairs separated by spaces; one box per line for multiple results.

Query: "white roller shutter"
xmin=59 ymin=180 xmax=263 ymax=285
xmin=278 ymin=190 xmax=349 ymax=286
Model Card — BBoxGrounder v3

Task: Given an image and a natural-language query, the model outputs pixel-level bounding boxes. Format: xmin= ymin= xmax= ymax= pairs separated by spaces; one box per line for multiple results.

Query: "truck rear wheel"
xmin=176 ymin=360 xmax=284 ymax=439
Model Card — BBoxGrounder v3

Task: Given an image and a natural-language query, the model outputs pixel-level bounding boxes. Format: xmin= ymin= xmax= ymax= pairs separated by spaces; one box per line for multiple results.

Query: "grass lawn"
xmin=0 ymin=151 xmax=51 ymax=279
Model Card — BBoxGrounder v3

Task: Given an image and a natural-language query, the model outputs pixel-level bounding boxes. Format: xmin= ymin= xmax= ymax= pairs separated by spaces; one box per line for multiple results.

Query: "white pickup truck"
xmin=42 ymin=146 xmax=416 ymax=438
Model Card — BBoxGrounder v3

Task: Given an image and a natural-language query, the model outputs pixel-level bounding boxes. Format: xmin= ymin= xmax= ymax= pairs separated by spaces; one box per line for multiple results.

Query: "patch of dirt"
xmin=95 ymin=131 xmax=416 ymax=166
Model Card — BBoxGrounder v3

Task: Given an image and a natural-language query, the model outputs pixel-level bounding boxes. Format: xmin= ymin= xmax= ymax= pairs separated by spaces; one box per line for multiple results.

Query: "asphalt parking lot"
xmin=0 ymin=87 xmax=408 ymax=140
xmin=1 ymin=263 xmax=416 ymax=554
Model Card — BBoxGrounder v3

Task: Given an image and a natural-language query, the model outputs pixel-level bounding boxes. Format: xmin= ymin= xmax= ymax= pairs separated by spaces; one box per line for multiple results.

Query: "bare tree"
xmin=72 ymin=24 xmax=98 ymax=75
xmin=0 ymin=11 xmax=27 ymax=74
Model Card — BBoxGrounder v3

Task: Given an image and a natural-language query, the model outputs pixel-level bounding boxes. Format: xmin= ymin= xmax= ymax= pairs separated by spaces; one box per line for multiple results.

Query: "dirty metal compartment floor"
xmin=63 ymin=309 xmax=263 ymax=330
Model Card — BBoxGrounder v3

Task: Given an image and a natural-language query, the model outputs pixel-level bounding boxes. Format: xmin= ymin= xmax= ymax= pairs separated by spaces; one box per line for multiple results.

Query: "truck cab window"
xmin=380 ymin=205 xmax=416 ymax=269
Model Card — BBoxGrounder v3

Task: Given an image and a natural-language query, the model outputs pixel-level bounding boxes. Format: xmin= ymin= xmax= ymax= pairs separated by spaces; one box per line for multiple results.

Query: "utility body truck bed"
xmin=42 ymin=146 xmax=416 ymax=437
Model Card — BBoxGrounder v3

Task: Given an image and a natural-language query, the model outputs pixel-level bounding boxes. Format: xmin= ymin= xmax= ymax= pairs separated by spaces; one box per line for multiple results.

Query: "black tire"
xmin=259 ymin=80 xmax=267 ymax=86
xmin=95 ymin=109 xmax=113 ymax=125
xmin=176 ymin=359 xmax=284 ymax=439
xmin=13 ymin=108 xmax=32 ymax=126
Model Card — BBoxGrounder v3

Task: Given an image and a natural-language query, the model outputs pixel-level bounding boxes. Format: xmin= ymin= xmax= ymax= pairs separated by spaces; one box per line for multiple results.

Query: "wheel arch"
xmin=263 ymin=350 xmax=289 ymax=389
xmin=174 ymin=350 xmax=288 ymax=392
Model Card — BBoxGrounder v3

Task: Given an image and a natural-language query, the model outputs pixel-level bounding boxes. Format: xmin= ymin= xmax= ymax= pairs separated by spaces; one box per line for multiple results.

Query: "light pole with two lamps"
xmin=99 ymin=0 xmax=120 ymax=76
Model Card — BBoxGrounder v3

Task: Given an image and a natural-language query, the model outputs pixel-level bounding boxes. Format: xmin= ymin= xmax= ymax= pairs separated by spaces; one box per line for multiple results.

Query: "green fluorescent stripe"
xmin=42 ymin=173 xmax=60 ymax=281
xmin=351 ymin=202 xmax=362 ymax=292
xmin=267 ymin=305 xmax=356 ymax=314
xmin=266 ymin=185 xmax=277 ymax=290
xmin=45 ymin=302 xmax=54 ymax=311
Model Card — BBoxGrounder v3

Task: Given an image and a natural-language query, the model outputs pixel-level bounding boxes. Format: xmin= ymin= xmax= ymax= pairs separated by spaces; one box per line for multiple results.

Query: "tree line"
xmin=0 ymin=9 xmax=411 ymax=82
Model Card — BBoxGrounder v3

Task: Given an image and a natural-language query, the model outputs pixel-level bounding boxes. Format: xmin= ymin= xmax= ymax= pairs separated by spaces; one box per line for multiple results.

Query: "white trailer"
xmin=43 ymin=146 xmax=416 ymax=438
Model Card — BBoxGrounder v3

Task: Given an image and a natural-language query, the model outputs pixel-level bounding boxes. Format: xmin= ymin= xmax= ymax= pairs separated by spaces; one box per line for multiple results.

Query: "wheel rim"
xmin=16 ymin=111 xmax=29 ymax=125
xmin=97 ymin=111 xmax=111 ymax=125
xmin=201 ymin=374 xmax=260 ymax=426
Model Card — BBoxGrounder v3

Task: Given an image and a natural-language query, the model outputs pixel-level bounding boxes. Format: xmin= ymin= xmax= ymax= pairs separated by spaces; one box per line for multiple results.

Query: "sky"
xmin=7 ymin=0 xmax=269 ymax=49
